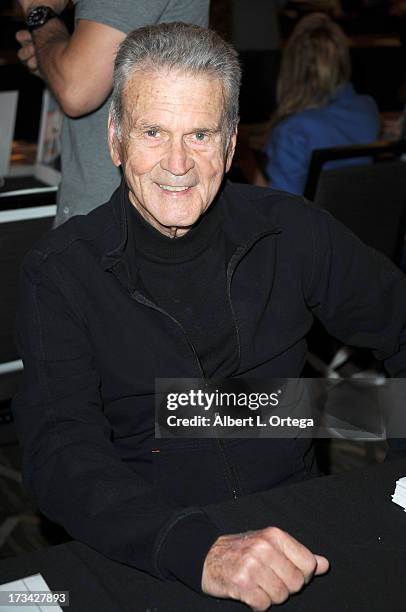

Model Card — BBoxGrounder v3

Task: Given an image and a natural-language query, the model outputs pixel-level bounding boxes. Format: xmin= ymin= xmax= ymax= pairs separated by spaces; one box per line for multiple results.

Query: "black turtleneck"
xmin=129 ymin=196 xmax=239 ymax=378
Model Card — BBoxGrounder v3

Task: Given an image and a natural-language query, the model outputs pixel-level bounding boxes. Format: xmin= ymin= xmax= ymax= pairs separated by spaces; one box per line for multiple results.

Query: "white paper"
xmin=392 ymin=476 xmax=406 ymax=510
xmin=396 ymin=477 xmax=406 ymax=489
xmin=0 ymin=573 xmax=63 ymax=612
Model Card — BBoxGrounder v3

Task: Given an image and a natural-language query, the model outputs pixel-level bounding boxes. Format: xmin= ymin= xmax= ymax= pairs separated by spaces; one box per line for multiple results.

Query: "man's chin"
xmin=159 ymin=219 xmax=198 ymax=237
xmin=159 ymin=211 xmax=203 ymax=230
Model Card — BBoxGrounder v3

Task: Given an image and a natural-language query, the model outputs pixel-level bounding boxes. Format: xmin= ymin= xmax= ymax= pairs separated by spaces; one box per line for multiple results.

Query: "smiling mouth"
xmin=158 ymin=184 xmax=191 ymax=192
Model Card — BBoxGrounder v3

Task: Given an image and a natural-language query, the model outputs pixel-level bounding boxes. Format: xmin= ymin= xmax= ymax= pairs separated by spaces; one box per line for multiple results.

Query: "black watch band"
xmin=26 ymin=6 xmax=62 ymax=32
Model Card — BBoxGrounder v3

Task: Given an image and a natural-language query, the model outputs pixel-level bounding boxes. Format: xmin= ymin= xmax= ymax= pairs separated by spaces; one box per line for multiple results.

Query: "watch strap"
xmin=26 ymin=6 xmax=62 ymax=32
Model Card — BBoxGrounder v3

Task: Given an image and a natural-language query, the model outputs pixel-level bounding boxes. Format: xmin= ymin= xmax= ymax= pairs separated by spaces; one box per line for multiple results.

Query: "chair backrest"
xmin=304 ymin=140 xmax=406 ymax=262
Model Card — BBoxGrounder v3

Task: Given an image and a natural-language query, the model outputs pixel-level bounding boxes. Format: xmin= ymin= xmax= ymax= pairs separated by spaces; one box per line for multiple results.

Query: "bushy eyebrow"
xmin=192 ymin=126 xmax=222 ymax=135
xmin=133 ymin=121 xmax=222 ymax=134
xmin=133 ymin=122 xmax=162 ymax=132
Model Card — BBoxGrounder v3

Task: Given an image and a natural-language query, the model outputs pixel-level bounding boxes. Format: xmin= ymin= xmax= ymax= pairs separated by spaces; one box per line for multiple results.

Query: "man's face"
xmin=108 ymin=69 xmax=236 ymax=237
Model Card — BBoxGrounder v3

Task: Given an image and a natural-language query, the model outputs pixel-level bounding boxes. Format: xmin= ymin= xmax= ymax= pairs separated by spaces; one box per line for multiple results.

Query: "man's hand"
xmin=16 ymin=0 xmax=69 ymax=76
xmin=202 ymin=527 xmax=329 ymax=611
xmin=16 ymin=30 xmax=40 ymax=76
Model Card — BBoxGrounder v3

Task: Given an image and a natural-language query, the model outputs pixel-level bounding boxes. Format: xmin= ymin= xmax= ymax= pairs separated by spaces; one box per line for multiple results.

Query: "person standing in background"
xmin=265 ymin=12 xmax=380 ymax=196
xmin=15 ymin=0 xmax=209 ymax=225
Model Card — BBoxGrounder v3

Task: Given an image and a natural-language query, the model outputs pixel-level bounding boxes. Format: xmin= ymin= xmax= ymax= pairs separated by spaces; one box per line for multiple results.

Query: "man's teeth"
xmin=159 ymin=185 xmax=189 ymax=192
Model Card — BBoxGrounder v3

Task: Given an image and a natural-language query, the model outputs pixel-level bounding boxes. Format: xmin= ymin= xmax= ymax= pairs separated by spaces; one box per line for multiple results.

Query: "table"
xmin=1 ymin=458 xmax=406 ymax=611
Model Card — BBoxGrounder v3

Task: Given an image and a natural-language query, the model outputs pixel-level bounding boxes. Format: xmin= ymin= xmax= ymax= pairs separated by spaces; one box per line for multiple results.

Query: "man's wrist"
xmin=157 ymin=512 xmax=221 ymax=593
xmin=26 ymin=6 xmax=63 ymax=32
xmin=20 ymin=1 xmax=68 ymax=18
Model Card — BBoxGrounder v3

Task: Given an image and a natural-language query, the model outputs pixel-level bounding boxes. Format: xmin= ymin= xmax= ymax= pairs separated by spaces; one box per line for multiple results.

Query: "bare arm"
xmin=16 ymin=1 xmax=125 ymax=117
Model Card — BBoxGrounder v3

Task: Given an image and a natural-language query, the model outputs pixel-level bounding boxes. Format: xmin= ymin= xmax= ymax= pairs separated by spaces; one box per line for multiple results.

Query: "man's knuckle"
xmin=266 ymin=525 xmax=284 ymax=541
xmin=272 ymin=582 xmax=289 ymax=604
xmin=241 ymin=552 xmax=260 ymax=571
xmin=289 ymin=569 xmax=305 ymax=592
xmin=242 ymin=534 xmax=265 ymax=553
xmin=266 ymin=528 xmax=285 ymax=547
xmin=234 ymin=568 xmax=251 ymax=590
xmin=251 ymin=538 xmax=272 ymax=559
xmin=243 ymin=593 xmax=268 ymax=611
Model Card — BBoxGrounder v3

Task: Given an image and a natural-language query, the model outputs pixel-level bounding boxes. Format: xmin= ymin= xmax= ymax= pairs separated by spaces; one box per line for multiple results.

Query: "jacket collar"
xmin=219 ymin=180 xmax=281 ymax=246
xmin=101 ymin=176 xmax=280 ymax=276
xmin=101 ymin=177 xmax=130 ymax=272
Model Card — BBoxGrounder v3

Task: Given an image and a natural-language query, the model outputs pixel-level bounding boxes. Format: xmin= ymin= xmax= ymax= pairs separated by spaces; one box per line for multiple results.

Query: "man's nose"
xmin=160 ymin=138 xmax=195 ymax=176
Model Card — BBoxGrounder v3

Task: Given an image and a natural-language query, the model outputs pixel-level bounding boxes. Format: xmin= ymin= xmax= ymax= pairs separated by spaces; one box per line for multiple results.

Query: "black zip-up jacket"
xmin=12 ymin=180 xmax=406 ymax=591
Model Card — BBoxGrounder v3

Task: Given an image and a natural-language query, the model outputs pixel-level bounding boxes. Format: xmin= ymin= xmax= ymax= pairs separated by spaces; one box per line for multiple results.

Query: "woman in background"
xmin=265 ymin=12 xmax=380 ymax=195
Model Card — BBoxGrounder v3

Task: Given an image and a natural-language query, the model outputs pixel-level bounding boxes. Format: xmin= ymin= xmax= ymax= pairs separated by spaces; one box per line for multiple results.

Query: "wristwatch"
xmin=26 ymin=6 xmax=62 ymax=32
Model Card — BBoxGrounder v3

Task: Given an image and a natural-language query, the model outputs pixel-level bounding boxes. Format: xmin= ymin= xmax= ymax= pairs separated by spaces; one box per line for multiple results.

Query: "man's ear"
xmin=225 ymin=128 xmax=237 ymax=173
xmin=108 ymin=113 xmax=122 ymax=167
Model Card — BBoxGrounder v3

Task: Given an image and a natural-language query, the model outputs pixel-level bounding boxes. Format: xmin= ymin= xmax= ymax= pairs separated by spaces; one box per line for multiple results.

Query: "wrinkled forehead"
xmin=121 ymin=67 xmax=228 ymax=128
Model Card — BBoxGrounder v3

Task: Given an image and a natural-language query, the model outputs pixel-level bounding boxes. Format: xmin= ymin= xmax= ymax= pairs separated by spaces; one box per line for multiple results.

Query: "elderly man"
xmin=16 ymin=0 xmax=209 ymax=225
xmin=13 ymin=22 xmax=406 ymax=611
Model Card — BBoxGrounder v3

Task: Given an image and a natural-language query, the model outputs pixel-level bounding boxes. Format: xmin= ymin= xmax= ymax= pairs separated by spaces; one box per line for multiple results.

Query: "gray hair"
xmin=110 ymin=22 xmax=241 ymax=143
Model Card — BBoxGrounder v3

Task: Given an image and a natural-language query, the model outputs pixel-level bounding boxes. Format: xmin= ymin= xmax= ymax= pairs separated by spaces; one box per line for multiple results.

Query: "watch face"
xmin=27 ymin=6 xmax=56 ymax=28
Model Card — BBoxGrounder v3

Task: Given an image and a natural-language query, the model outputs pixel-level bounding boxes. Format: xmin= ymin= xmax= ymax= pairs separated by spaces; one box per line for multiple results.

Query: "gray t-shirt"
xmin=56 ymin=0 xmax=210 ymax=225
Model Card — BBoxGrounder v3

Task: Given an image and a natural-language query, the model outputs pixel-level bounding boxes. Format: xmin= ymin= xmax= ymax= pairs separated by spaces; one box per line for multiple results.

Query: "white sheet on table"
xmin=0 ymin=573 xmax=63 ymax=612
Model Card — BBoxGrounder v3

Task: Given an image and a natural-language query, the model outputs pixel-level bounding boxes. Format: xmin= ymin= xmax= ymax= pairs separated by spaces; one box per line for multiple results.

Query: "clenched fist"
xmin=202 ymin=526 xmax=329 ymax=611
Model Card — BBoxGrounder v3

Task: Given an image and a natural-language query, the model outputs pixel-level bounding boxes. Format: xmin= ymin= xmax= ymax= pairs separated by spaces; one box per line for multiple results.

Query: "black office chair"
xmin=304 ymin=139 xmax=406 ymax=262
xmin=304 ymin=140 xmax=406 ymax=378
xmin=304 ymin=141 xmax=406 ymax=467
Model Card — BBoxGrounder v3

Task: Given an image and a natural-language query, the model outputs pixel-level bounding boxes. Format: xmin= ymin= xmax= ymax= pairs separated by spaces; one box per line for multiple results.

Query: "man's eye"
xmin=195 ymin=132 xmax=207 ymax=141
xmin=146 ymin=128 xmax=158 ymax=137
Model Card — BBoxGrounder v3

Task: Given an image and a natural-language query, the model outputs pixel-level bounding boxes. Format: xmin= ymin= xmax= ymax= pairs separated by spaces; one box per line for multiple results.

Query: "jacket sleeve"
xmin=12 ymin=250 xmax=220 ymax=591
xmin=304 ymin=206 xmax=406 ymax=376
